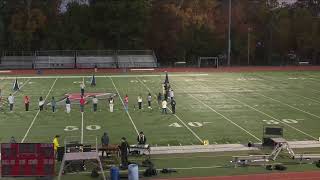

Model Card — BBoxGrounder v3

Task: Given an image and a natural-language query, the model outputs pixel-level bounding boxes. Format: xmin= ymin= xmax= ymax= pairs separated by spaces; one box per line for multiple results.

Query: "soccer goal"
xmin=198 ymin=57 xmax=219 ymax=68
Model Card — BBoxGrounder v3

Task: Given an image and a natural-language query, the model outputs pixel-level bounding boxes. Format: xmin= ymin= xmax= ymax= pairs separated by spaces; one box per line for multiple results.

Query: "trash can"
xmin=110 ymin=166 xmax=120 ymax=180
xmin=128 ymin=164 xmax=139 ymax=180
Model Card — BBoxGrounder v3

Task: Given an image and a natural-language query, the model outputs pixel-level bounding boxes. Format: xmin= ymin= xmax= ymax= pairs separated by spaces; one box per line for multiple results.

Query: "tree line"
xmin=0 ymin=0 xmax=319 ymax=65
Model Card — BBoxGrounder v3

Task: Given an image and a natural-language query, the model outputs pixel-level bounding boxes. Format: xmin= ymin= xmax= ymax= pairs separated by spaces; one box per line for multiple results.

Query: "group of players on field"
xmin=0 ymin=82 xmax=176 ymax=114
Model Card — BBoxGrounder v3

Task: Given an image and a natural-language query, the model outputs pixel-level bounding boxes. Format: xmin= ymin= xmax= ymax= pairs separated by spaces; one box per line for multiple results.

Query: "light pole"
xmin=227 ymin=0 xmax=231 ymax=66
xmin=248 ymin=27 xmax=252 ymax=65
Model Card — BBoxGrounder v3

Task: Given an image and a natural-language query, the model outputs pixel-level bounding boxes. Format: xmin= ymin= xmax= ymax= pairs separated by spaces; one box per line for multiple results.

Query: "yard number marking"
xmin=64 ymin=125 xmax=101 ymax=131
xmin=64 ymin=126 xmax=79 ymax=131
xmin=169 ymin=123 xmax=182 ymax=128
xmin=169 ymin=121 xmax=204 ymax=128
xmin=86 ymin=125 xmax=101 ymax=131
xmin=263 ymin=119 xmax=300 ymax=125
xmin=188 ymin=122 xmax=203 ymax=127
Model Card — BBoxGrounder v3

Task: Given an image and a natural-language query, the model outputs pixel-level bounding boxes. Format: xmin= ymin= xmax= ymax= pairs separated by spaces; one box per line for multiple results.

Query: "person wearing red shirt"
xmin=80 ymin=96 xmax=85 ymax=112
xmin=24 ymin=96 xmax=30 ymax=111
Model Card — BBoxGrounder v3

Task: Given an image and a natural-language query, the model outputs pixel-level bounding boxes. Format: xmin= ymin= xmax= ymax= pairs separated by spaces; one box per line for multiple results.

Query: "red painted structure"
xmin=1 ymin=143 xmax=55 ymax=177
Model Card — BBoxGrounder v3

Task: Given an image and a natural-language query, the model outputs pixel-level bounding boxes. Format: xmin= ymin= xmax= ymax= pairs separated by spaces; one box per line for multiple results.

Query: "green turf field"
xmin=1 ymin=71 xmax=320 ymax=146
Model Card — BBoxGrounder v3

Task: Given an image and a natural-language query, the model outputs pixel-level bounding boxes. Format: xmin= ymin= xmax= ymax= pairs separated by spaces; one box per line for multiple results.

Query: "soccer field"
xmin=1 ymin=71 xmax=320 ymax=146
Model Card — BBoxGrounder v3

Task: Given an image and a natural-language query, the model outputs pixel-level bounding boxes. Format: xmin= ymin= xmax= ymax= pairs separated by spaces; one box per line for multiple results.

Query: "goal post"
xmin=198 ymin=57 xmax=219 ymax=68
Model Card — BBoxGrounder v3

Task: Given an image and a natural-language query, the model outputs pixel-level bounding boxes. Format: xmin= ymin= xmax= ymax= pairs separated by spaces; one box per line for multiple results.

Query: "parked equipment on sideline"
xmin=269 ymin=138 xmax=295 ymax=161
xmin=231 ymin=155 xmax=270 ymax=167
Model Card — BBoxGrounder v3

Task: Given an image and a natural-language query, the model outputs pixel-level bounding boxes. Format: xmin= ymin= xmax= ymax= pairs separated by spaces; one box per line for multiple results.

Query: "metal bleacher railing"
xmin=0 ymin=50 xmax=158 ymax=69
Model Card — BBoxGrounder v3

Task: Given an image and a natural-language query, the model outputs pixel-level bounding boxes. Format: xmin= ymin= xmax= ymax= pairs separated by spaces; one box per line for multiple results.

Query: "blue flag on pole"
xmin=12 ymin=78 xmax=20 ymax=91
xmin=164 ymin=72 xmax=169 ymax=84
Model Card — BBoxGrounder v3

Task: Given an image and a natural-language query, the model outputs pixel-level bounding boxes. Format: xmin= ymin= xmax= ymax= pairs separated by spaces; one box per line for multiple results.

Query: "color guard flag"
xmin=12 ymin=78 xmax=20 ymax=91
xmin=164 ymin=72 xmax=169 ymax=84
xmin=90 ymin=75 xmax=96 ymax=86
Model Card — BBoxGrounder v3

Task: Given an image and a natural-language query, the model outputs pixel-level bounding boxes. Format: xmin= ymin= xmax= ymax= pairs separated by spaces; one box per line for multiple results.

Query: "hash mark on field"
xmin=172 ymin=82 xmax=261 ymax=142
xmin=109 ymin=77 xmax=139 ymax=135
xmin=254 ymin=74 xmax=320 ymax=106
xmin=255 ymin=92 xmax=320 ymax=120
xmin=136 ymin=77 xmax=204 ymax=143
xmin=21 ymin=78 xmax=58 ymax=143
xmin=196 ymin=78 xmax=318 ymax=141
xmin=227 ymin=95 xmax=317 ymax=140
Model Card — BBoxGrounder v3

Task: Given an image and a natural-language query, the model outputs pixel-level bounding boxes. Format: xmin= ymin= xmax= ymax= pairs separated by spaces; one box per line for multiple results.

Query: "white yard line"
xmin=252 ymin=75 xmax=320 ymax=104
xmin=255 ymin=92 xmax=320 ymax=119
xmin=170 ymin=82 xmax=261 ymax=142
xmin=21 ymin=78 xmax=58 ymax=143
xmin=0 ymin=74 xmax=208 ymax=79
xmin=194 ymin=78 xmax=318 ymax=140
xmin=109 ymin=77 xmax=139 ymax=135
xmin=228 ymin=95 xmax=317 ymax=140
xmin=81 ymin=112 xmax=84 ymax=144
xmin=136 ymin=77 xmax=204 ymax=143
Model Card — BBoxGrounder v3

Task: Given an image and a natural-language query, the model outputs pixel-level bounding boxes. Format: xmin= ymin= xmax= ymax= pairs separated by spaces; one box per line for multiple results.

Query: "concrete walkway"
xmin=150 ymin=140 xmax=320 ymax=154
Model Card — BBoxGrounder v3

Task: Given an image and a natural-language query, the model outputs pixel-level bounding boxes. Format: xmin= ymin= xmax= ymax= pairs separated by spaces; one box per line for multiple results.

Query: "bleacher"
xmin=0 ymin=50 xmax=157 ymax=69
xmin=118 ymin=55 xmax=157 ymax=68
xmin=0 ymin=56 xmax=34 ymax=69
xmin=34 ymin=56 xmax=75 ymax=69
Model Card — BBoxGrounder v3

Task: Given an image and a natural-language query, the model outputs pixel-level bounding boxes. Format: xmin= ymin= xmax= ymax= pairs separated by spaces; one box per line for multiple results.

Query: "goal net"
xmin=198 ymin=57 xmax=219 ymax=68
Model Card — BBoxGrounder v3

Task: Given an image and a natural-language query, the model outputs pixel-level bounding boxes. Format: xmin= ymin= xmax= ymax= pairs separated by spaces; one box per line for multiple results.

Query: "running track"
xmin=154 ymin=171 xmax=320 ymax=180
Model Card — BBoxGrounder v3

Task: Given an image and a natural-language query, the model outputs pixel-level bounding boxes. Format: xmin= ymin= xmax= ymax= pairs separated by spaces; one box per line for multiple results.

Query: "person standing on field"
xmin=39 ymin=96 xmax=45 ymax=111
xmin=8 ymin=94 xmax=14 ymax=112
xmin=24 ymin=96 xmax=30 ymax=111
xmin=92 ymin=95 xmax=98 ymax=112
xmin=53 ymin=135 xmax=60 ymax=158
xmin=169 ymin=89 xmax=174 ymax=100
xmin=124 ymin=94 xmax=129 ymax=112
xmin=119 ymin=137 xmax=129 ymax=169
xmin=80 ymin=82 xmax=85 ymax=96
xmin=109 ymin=96 xmax=114 ymax=112
xmin=147 ymin=93 xmax=152 ymax=109
xmin=65 ymin=97 xmax=71 ymax=113
xmin=161 ymin=99 xmax=167 ymax=114
xmin=137 ymin=131 xmax=147 ymax=145
xmin=101 ymin=132 xmax=109 ymax=157
xmin=171 ymin=99 xmax=176 ymax=114
xmin=80 ymin=96 xmax=85 ymax=112
xmin=157 ymin=93 xmax=162 ymax=106
xmin=51 ymin=97 xmax=56 ymax=112
xmin=137 ymin=95 xmax=143 ymax=110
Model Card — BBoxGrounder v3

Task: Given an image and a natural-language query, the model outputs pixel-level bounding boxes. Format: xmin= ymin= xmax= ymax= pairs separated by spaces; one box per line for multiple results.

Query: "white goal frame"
xmin=198 ymin=57 xmax=219 ymax=68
